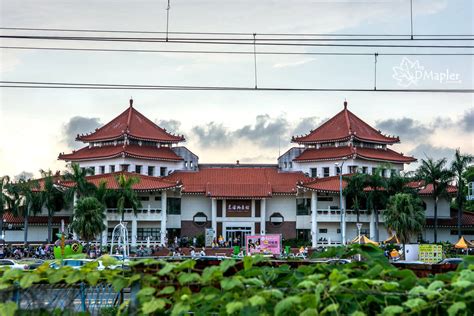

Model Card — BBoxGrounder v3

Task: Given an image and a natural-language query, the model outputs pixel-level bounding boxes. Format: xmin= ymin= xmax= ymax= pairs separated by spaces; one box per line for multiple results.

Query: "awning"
xmin=350 ymin=235 xmax=379 ymax=246
xmin=454 ymin=236 xmax=473 ymax=249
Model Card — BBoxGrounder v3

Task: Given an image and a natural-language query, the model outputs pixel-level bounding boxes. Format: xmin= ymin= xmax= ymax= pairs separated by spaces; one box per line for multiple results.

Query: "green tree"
xmin=343 ymin=173 xmax=367 ymax=223
xmin=386 ymin=172 xmax=416 ymax=197
xmin=0 ymin=176 xmax=12 ymax=238
xmin=40 ymin=170 xmax=66 ymax=243
xmin=62 ymin=163 xmax=96 ymax=205
xmin=116 ymin=174 xmax=141 ymax=222
xmin=417 ymin=158 xmax=453 ymax=243
xmin=384 ymin=193 xmax=425 ymax=259
xmin=365 ymin=168 xmax=388 ymax=242
xmin=70 ymin=197 xmax=106 ymax=244
xmin=451 ymin=149 xmax=473 ymax=238
xmin=464 ymin=166 xmax=474 ymax=212
xmin=5 ymin=179 xmax=43 ymax=244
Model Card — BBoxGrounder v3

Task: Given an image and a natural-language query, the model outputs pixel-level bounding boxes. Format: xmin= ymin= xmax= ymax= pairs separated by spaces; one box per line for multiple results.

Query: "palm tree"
xmin=116 ymin=174 xmax=141 ymax=222
xmin=451 ymin=149 xmax=473 ymax=239
xmin=365 ymin=167 xmax=388 ymax=242
xmin=384 ymin=193 xmax=425 ymax=259
xmin=386 ymin=172 xmax=416 ymax=197
xmin=343 ymin=173 xmax=367 ymax=223
xmin=70 ymin=197 xmax=106 ymax=244
xmin=417 ymin=158 xmax=453 ymax=243
xmin=0 ymin=176 xmax=11 ymax=237
xmin=40 ymin=170 xmax=65 ymax=243
xmin=16 ymin=179 xmax=43 ymax=244
xmin=62 ymin=163 xmax=96 ymax=205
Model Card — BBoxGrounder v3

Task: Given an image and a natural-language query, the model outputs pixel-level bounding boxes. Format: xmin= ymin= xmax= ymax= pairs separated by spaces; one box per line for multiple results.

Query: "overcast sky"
xmin=0 ymin=0 xmax=473 ymax=178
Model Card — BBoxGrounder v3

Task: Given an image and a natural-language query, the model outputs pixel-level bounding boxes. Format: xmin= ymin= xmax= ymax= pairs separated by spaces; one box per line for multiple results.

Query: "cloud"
xmin=292 ymin=116 xmax=325 ymax=137
xmin=273 ymin=58 xmax=315 ymax=69
xmin=235 ymin=114 xmax=289 ymax=147
xmin=62 ymin=116 xmax=101 ymax=148
xmin=191 ymin=122 xmax=234 ymax=147
xmin=459 ymin=108 xmax=474 ymax=132
xmin=156 ymin=119 xmax=182 ymax=134
xmin=408 ymin=144 xmax=456 ymax=164
xmin=376 ymin=118 xmax=434 ymax=142
xmin=14 ymin=171 xmax=34 ymax=181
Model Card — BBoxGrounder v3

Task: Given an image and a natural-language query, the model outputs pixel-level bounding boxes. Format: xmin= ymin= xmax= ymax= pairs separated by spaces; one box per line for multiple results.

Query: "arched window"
xmin=193 ymin=212 xmax=208 ymax=227
xmin=269 ymin=212 xmax=284 ymax=227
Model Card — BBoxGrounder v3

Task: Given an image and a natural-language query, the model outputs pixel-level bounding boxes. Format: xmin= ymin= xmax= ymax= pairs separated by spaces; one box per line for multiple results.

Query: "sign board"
xmin=246 ymin=234 xmax=281 ymax=255
xmin=205 ymin=228 xmax=214 ymax=247
xmin=418 ymin=244 xmax=443 ymax=263
xmin=227 ymin=200 xmax=251 ymax=212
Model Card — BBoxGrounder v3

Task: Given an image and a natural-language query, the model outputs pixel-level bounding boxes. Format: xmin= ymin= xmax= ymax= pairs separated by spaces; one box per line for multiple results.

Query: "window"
xmin=296 ymin=198 xmax=311 ymax=215
xmin=160 ymin=167 xmax=167 ymax=176
xmin=121 ymin=164 xmax=129 ymax=172
xmin=190 ymin=161 xmax=193 ymax=168
xmin=185 ymin=161 xmax=188 ymax=168
xmin=323 ymin=167 xmax=330 ymax=177
xmin=335 ymin=166 xmax=341 ymax=175
xmin=110 ymin=165 xmax=116 ymax=173
xmin=360 ymin=229 xmax=369 ymax=236
xmin=284 ymin=162 xmax=288 ymax=169
xmin=137 ymin=228 xmax=161 ymax=241
xmin=289 ymin=162 xmax=293 ymax=169
xmin=391 ymin=169 xmax=397 ymax=177
xmin=148 ymin=166 xmax=155 ymax=176
xmin=89 ymin=167 xmax=95 ymax=175
xmin=319 ymin=228 xmax=328 ymax=234
xmin=140 ymin=196 xmax=150 ymax=201
xmin=349 ymin=166 xmax=358 ymax=173
xmin=337 ymin=229 xmax=341 ymax=234
xmin=362 ymin=166 xmax=368 ymax=174
xmin=155 ymin=196 xmax=162 ymax=201
xmin=99 ymin=166 xmax=105 ymax=174
xmin=317 ymin=196 xmax=333 ymax=202
xmin=297 ymin=229 xmax=310 ymax=241
xmin=135 ymin=165 xmax=142 ymax=174
xmin=167 ymin=198 xmax=181 ymax=215
xmin=310 ymin=168 xmax=317 ymax=178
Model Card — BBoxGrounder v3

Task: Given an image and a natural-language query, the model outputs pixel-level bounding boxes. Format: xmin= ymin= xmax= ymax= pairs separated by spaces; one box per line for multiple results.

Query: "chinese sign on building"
xmin=246 ymin=234 xmax=281 ymax=255
xmin=227 ymin=200 xmax=251 ymax=212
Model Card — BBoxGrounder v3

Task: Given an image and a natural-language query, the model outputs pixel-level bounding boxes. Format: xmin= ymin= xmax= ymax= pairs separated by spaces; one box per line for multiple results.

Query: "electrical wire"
xmin=0 ymin=81 xmax=472 ymax=93
xmin=1 ymin=35 xmax=473 ymax=48
xmin=1 ymin=45 xmax=473 ymax=56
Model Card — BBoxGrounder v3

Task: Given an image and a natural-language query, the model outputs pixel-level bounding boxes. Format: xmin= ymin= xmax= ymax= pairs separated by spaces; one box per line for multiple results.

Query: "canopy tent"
xmin=454 ymin=236 xmax=473 ymax=249
xmin=350 ymin=235 xmax=379 ymax=246
xmin=383 ymin=234 xmax=400 ymax=244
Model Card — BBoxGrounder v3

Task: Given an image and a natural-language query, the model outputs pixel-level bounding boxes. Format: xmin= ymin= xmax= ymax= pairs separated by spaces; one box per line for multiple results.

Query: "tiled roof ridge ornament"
xmin=129 ymin=98 xmax=133 ymax=107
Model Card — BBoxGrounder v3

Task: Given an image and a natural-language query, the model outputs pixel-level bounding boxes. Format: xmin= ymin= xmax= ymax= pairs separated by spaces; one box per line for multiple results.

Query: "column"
xmin=131 ymin=217 xmax=137 ymax=247
xmin=260 ymin=199 xmax=266 ymax=235
xmin=341 ymin=196 xmax=346 ymax=245
xmin=311 ymin=191 xmax=318 ymax=248
xmin=251 ymin=199 xmax=255 ymax=217
xmin=370 ymin=211 xmax=376 ymax=240
xmin=222 ymin=199 xmax=226 ymax=218
xmin=160 ymin=191 xmax=167 ymax=246
xmin=211 ymin=198 xmax=217 ymax=239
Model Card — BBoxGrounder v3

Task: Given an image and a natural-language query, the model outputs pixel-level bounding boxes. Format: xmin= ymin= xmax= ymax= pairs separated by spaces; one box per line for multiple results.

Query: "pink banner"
xmin=246 ymin=234 xmax=281 ymax=255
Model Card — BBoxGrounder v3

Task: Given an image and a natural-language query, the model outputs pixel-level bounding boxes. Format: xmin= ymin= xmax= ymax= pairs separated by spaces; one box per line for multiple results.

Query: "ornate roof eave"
xmin=292 ymin=134 xmax=399 ymax=145
xmin=294 ymin=154 xmax=353 ymax=163
xmin=58 ymin=151 xmax=183 ymax=162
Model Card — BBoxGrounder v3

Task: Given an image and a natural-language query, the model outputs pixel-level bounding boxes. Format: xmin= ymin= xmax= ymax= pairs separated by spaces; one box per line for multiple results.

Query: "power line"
xmin=0 ymin=81 xmax=472 ymax=93
xmin=1 ymin=26 xmax=473 ymax=37
xmin=2 ymin=46 xmax=473 ymax=56
xmin=1 ymin=35 xmax=473 ymax=48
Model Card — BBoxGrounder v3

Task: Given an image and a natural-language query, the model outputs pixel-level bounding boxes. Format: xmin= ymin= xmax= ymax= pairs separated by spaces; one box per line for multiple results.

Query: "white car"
xmin=0 ymin=259 xmax=29 ymax=270
xmin=50 ymin=259 xmax=106 ymax=270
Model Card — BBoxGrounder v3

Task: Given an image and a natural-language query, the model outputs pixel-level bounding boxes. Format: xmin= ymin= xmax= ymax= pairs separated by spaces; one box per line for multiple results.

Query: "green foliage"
xmin=0 ymin=246 xmax=473 ymax=315
xmin=70 ymin=196 xmax=106 ymax=243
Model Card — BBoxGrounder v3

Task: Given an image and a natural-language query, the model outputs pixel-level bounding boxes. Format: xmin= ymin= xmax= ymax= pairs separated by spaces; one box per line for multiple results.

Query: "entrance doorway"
xmin=226 ymin=226 xmax=252 ymax=247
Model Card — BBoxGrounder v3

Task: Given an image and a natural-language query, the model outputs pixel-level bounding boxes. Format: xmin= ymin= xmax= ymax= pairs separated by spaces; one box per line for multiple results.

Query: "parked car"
xmin=50 ymin=259 xmax=104 ymax=270
xmin=0 ymin=259 xmax=29 ymax=270
xmin=19 ymin=259 xmax=45 ymax=270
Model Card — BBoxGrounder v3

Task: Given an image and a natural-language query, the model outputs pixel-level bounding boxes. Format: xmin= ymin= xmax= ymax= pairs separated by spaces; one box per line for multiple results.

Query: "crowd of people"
xmin=0 ymin=244 xmax=54 ymax=260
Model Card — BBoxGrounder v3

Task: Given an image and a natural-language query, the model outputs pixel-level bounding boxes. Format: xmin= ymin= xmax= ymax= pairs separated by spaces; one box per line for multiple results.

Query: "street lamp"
xmin=335 ymin=158 xmax=347 ymax=245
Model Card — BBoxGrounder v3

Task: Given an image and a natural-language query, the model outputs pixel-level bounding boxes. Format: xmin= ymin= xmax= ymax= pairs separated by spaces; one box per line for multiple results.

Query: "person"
xmin=190 ymin=247 xmax=196 ymax=257
xmin=390 ymin=249 xmax=399 ymax=260
xmin=200 ymin=247 xmax=206 ymax=256
xmin=192 ymin=237 xmax=197 ymax=247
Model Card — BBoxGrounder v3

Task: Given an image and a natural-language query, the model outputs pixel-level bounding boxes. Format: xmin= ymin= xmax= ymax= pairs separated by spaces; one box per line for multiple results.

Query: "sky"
xmin=0 ymin=0 xmax=473 ymax=178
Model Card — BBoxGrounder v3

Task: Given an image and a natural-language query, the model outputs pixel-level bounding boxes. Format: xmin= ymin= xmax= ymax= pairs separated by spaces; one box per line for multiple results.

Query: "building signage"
xmin=418 ymin=244 xmax=443 ymax=263
xmin=246 ymin=234 xmax=281 ymax=255
xmin=226 ymin=200 xmax=251 ymax=212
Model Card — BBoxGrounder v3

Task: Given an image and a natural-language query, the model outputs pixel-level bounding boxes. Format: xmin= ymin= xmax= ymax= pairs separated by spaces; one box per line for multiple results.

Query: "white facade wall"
xmin=266 ymin=196 xmax=297 ymax=222
xmin=77 ymin=157 xmax=184 ymax=176
xmin=4 ymin=227 xmax=49 ymax=243
xmin=181 ymin=195 xmax=212 ymax=221
xmin=423 ymin=197 xmax=452 ymax=218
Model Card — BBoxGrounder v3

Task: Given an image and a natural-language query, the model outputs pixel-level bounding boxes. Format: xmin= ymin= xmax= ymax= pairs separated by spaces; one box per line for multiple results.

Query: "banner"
xmin=418 ymin=244 xmax=443 ymax=263
xmin=246 ymin=234 xmax=281 ymax=255
xmin=205 ymin=228 xmax=214 ymax=247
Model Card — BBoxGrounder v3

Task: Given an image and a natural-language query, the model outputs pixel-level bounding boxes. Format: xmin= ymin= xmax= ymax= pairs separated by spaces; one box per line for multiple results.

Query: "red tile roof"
xmin=165 ymin=167 xmax=307 ymax=198
xmin=58 ymin=144 xmax=183 ymax=162
xmin=3 ymin=212 xmax=70 ymax=226
xmin=425 ymin=210 xmax=474 ymax=228
xmin=299 ymin=175 xmax=348 ymax=193
xmin=407 ymin=181 xmax=457 ymax=196
xmin=294 ymin=146 xmax=416 ymax=163
xmin=77 ymin=103 xmax=185 ymax=143
xmin=59 ymin=172 xmax=180 ymax=192
xmin=292 ymin=103 xmax=399 ymax=144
